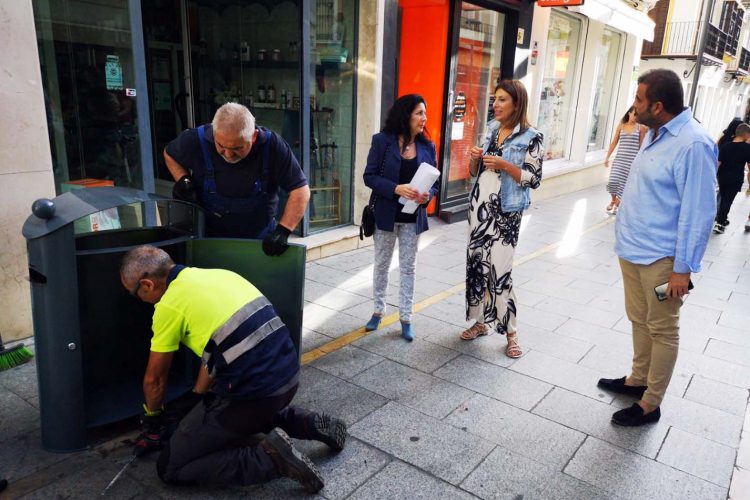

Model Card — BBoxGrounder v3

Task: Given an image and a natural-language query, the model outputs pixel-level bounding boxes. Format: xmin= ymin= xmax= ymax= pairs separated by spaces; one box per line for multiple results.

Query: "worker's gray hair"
xmin=212 ymin=103 xmax=256 ymax=141
xmin=120 ymin=245 xmax=174 ymax=282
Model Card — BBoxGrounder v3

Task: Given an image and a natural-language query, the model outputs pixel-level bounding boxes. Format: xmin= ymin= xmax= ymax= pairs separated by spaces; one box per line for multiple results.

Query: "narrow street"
xmin=2 ymin=183 xmax=749 ymax=499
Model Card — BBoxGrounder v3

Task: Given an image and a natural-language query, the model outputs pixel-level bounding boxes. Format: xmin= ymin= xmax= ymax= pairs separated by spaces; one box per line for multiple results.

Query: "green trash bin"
xmin=22 ymin=187 xmax=305 ymax=453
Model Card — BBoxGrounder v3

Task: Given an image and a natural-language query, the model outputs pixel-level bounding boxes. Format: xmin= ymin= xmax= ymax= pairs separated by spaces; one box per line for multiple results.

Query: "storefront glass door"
xmin=33 ymin=0 xmax=144 ymax=193
xmin=441 ymin=2 xmax=504 ymax=206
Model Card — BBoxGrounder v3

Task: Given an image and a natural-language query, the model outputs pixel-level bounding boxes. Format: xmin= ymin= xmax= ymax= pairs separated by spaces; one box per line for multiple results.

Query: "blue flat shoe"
xmin=365 ymin=314 xmax=382 ymax=331
xmin=401 ymin=321 xmax=415 ymax=342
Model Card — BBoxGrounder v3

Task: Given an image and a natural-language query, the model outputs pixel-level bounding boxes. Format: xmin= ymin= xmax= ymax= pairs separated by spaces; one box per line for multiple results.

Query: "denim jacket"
xmin=479 ymin=120 xmax=544 ymax=212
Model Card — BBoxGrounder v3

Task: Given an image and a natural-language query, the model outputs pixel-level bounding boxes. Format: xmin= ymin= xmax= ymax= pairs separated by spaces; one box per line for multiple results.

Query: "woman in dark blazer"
xmin=363 ymin=94 xmax=439 ymax=341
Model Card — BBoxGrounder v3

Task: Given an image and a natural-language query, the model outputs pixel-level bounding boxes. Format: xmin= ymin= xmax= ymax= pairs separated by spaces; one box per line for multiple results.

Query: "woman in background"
xmin=604 ymin=107 xmax=646 ymax=214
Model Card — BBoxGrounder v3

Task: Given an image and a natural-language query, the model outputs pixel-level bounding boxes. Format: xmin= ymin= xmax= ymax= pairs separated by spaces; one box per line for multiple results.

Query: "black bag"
xmin=360 ymin=144 xmax=390 ymax=240
xmin=361 ymin=205 xmax=376 ymax=239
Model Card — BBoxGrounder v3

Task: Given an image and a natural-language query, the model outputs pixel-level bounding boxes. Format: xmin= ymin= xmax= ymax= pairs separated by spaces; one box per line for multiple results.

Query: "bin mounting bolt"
xmin=67 ymin=343 xmax=76 ymax=350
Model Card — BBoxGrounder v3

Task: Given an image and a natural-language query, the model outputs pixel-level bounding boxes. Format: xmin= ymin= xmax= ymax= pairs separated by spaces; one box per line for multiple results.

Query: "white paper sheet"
xmin=398 ymin=162 xmax=440 ymax=214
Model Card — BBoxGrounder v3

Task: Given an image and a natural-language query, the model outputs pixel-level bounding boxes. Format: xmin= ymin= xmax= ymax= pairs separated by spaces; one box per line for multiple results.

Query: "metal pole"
xmin=128 ymin=0 xmax=154 ymax=192
xmin=689 ymin=0 xmax=717 ymax=110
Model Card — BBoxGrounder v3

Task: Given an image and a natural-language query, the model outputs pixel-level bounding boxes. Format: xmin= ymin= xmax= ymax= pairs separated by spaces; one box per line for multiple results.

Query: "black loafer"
xmin=612 ymin=403 xmax=661 ymax=426
xmin=597 ymin=376 xmax=647 ymax=398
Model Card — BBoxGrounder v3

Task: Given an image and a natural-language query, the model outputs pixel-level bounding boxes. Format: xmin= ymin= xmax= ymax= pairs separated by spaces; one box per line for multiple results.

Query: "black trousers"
xmin=716 ymin=182 xmax=742 ymax=224
xmin=157 ymin=384 xmax=318 ymax=485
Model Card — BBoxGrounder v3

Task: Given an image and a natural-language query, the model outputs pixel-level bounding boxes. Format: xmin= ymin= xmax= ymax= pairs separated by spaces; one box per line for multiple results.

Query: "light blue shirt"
xmin=615 ymin=107 xmax=717 ymax=274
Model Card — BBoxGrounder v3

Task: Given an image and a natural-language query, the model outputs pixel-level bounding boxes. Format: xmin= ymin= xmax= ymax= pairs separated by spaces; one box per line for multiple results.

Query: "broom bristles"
xmin=0 ymin=344 xmax=34 ymax=371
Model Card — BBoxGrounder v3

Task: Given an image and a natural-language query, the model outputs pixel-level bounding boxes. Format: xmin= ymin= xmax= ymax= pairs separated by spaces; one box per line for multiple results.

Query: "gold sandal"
xmin=461 ymin=322 xmax=489 ymax=341
xmin=505 ymin=334 xmax=523 ymax=358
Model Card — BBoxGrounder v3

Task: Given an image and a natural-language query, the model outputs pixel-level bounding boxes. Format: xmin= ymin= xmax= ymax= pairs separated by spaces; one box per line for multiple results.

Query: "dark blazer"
xmin=363 ymin=132 xmax=439 ymax=235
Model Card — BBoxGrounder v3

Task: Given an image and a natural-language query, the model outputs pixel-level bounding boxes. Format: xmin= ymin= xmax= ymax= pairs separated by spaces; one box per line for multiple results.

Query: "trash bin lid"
xmin=22 ymin=187 xmax=168 ymax=240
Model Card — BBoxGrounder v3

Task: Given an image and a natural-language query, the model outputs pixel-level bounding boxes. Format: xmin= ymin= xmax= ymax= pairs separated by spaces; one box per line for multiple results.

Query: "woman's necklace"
xmin=497 ymin=127 xmax=513 ymax=147
xmin=401 ymin=138 xmax=415 ymax=152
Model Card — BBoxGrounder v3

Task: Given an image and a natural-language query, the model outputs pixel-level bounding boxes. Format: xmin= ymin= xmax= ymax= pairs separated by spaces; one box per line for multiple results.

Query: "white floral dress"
xmin=466 ymin=130 xmax=543 ymax=334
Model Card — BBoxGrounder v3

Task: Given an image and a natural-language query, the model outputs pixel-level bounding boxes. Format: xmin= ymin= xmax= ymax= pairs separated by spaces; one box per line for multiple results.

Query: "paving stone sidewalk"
xmin=1 ymin=184 xmax=749 ymax=499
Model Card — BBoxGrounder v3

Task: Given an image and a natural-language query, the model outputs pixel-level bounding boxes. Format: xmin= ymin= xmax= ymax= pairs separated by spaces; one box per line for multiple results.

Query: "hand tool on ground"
xmin=100 ymin=455 xmax=136 ymax=496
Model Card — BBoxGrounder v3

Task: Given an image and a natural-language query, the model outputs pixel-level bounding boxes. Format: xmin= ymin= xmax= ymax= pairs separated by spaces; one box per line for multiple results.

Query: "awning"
xmin=568 ymin=0 xmax=655 ymax=41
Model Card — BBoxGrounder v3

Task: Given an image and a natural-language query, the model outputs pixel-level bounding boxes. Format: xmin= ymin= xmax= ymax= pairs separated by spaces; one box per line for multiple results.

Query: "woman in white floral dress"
xmin=461 ymin=80 xmax=543 ymax=358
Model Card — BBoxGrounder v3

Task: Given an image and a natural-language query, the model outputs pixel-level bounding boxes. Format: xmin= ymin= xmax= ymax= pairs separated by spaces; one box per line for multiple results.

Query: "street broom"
xmin=0 ymin=333 xmax=33 ymax=371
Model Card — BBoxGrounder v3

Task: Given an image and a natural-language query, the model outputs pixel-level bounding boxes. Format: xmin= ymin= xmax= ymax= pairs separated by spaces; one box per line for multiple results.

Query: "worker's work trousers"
xmin=157 ymin=385 xmax=317 ymax=485
xmin=619 ymin=257 xmax=683 ymax=407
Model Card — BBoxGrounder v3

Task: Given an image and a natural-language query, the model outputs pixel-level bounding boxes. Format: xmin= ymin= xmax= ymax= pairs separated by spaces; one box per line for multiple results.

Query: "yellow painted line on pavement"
xmin=301 ymin=216 xmax=615 ymax=365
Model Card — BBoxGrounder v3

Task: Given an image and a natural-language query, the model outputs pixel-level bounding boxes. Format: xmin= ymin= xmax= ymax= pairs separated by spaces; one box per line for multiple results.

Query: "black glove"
xmin=133 ymin=406 xmax=167 ymax=457
xmin=172 ymin=175 xmax=197 ymax=203
xmin=262 ymin=225 xmax=291 ymax=256
xmin=133 ymin=404 xmax=174 ymax=457
xmin=133 ymin=427 xmax=164 ymax=457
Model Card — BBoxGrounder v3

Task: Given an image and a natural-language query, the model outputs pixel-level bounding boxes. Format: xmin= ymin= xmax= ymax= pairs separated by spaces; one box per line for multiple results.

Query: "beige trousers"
xmin=619 ymin=257 xmax=683 ymax=407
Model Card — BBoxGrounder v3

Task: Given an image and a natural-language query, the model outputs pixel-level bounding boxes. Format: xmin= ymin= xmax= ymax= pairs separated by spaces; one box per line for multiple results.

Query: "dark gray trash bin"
xmin=22 ymin=187 xmax=305 ymax=453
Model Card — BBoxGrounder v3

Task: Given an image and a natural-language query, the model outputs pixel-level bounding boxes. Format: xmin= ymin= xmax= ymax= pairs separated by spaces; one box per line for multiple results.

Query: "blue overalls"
xmin=197 ymin=125 xmax=277 ymax=238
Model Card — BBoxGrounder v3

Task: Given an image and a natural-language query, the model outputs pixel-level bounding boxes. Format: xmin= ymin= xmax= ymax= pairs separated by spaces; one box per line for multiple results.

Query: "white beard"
xmin=222 ymin=155 xmax=242 ymax=164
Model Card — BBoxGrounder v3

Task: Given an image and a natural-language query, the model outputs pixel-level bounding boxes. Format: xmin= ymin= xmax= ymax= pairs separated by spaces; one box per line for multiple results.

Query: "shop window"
xmin=587 ymin=29 xmax=622 ymax=152
xmin=184 ymin=0 xmax=302 ymax=159
xmin=308 ymin=0 xmax=357 ymax=232
xmin=33 ymin=0 xmax=143 ymax=193
xmin=538 ymin=11 xmax=582 ymax=161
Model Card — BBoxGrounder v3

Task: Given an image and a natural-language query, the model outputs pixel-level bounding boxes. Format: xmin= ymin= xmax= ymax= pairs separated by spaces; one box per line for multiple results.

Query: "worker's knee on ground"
xmin=156 ymin=444 xmax=173 ymax=483
xmin=156 ymin=443 xmax=198 ymax=486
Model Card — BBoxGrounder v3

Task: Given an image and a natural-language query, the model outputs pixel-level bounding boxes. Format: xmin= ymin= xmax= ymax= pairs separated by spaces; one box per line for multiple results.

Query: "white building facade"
xmin=521 ymin=0 xmax=655 ymax=195
xmin=639 ymin=0 xmax=750 ymax=139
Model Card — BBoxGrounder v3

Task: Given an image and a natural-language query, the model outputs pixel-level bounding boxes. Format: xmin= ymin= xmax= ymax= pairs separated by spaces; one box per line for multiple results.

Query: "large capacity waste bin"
xmin=22 ymin=187 xmax=305 ymax=452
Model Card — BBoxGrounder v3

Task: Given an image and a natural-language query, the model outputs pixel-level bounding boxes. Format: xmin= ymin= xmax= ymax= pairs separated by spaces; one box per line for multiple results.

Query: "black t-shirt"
xmin=394 ymin=156 xmax=420 ymax=223
xmin=165 ymin=124 xmax=307 ymax=204
xmin=717 ymin=141 xmax=750 ymax=187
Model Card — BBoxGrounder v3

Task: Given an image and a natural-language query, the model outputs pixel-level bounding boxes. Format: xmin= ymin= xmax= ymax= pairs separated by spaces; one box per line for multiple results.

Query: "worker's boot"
xmin=311 ymin=414 xmax=347 ymax=452
xmin=260 ymin=429 xmax=324 ymax=494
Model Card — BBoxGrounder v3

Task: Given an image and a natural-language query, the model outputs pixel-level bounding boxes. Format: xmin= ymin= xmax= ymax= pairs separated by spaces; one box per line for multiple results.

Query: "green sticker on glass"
xmin=105 ymin=55 xmax=123 ymax=90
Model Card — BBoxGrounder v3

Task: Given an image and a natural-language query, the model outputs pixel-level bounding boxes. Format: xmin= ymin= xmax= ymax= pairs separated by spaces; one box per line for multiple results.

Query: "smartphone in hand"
xmin=654 ymin=280 xmax=694 ymax=301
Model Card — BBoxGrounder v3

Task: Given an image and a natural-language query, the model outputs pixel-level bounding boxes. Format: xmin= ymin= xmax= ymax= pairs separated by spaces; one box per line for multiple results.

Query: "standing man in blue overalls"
xmin=164 ymin=103 xmax=310 ymax=256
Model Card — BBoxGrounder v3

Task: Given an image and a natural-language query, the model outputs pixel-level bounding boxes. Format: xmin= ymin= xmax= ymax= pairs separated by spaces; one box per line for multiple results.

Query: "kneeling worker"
xmin=120 ymin=245 xmax=346 ymax=492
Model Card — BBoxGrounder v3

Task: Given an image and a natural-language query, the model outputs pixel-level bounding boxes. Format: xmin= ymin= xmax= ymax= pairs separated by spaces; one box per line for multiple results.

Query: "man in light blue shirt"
xmin=598 ymin=69 xmax=717 ymax=426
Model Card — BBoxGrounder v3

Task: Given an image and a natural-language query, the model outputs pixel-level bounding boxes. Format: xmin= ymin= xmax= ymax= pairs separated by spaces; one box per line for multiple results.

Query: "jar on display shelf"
xmin=272 ymin=49 xmax=281 ymax=62
xmin=257 ymin=84 xmax=266 ymax=103
xmin=257 ymin=49 xmax=267 ymax=62
xmin=288 ymin=41 xmax=298 ymax=61
xmin=267 ymin=84 xmax=276 ymax=104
